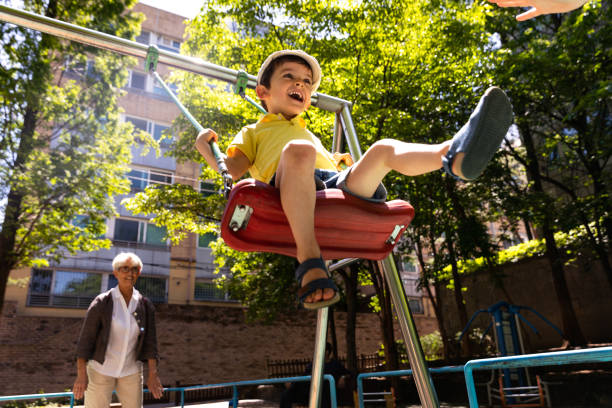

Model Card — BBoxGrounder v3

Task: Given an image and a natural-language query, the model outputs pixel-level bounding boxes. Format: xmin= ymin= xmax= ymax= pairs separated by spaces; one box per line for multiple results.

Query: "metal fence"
xmin=267 ymin=353 xmax=410 ymax=378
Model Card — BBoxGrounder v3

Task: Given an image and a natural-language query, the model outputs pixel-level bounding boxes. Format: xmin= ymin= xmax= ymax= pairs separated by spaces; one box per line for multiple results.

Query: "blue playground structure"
xmin=459 ymin=301 xmax=564 ymax=406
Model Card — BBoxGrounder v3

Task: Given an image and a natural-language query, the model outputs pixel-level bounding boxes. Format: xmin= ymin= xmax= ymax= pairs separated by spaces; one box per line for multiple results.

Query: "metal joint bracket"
xmin=234 ymin=70 xmax=249 ymax=96
xmin=229 ymin=204 xmax=253 ymax=231
xmin=145 ymin=44 xmax=159 ymax=72
xmin=386 ymin=225 xmax=405 ymax=244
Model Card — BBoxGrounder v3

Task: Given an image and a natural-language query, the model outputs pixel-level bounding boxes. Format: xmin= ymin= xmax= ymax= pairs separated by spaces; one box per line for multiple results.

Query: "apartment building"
xmin=6 ymin=3 xmax=236 ymax=318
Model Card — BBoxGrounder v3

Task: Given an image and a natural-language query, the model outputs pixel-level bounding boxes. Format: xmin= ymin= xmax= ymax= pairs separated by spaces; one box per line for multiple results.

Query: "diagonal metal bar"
xmin=0 ymin=4 xmax=349 ymax=113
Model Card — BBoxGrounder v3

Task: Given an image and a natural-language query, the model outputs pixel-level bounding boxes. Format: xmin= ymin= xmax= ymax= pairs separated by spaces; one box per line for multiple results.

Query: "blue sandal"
xmin=442 ymin=86 xmax=513 ymax=181
xmin=296 ymin=257 xmax=340 ymax=310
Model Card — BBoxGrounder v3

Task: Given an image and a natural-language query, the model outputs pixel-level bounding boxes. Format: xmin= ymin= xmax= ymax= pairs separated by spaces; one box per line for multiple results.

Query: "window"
xmin=408 ymin=298 xmax=424 ymax=314
xmin=108 ymin=275 xmax=167 ymax=303
xmin=198 ymin=232 xmax=217 ymax=248
xmin=29 ymin=269 xmax=52 ymax=297
xmin=114 ymin=219 xmax=140 ymax=242
xmin=135 ymin=30 xmax=151 ymax=45
xmin=125 ymin=116 xmax=148 ymax=133
xmin=27 ymin=269 xmax=168 ymax=308
xmin=72 ymin=215 xmax=89 ymax=228
xmin=64 ymin=59 xmax=98 ymax=80
xmin=27 ymin=269 xmax=101 ymax=308
xmin=156 ymin=34 xmax=181 ymax=53
xmin=135 ymin=30 xmax=180 ymax=52
xmin=149 ymin=170 xmax=172 ymax=185
xmin=124 ymin=116 xmax=174 ymax=148
xmin=145 ymin=223 xmax=167 ymax=246
xmin=152 ymin=123 xmax=172 ymax=148
xmin=129 ymin=71 xmax=146 ymax=90
xmin=153 ymin=81 xmax=178 ymax=98
xmin=128 ymin=169 xmax=148 ymax=192
xmin=127 ymin=168 xmax=173 ymax=192
xmin=200 ymin=181 xmax=217 ymax=197
xmin=402 ymin=259 xmax=418 ymax=273
xmin=194 ymin=281 xmax=232 ymax=301
xmin=113 ymin=218 xmax=168 ymax=247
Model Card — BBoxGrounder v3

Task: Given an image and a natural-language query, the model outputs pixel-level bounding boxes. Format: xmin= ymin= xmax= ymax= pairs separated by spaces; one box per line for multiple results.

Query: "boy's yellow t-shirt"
xmin=227 ymin=113 xmax=337 ymax=183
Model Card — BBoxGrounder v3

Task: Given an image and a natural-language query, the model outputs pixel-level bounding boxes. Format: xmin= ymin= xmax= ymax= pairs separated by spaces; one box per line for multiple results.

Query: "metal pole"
xmin=339 ymin=104 xmax=363 ymax=160
xmin=378 ymin=256 xmax=440 ymax=408
xmin=309 ymin=307 xmax=329 ymax=408
xmin=337 ymin=96 xmax=439 ymax=408
xmin=231 ymin=385 xmax=239 ymax=408
xmin=0 ymin=4 xmax=349 ymax=114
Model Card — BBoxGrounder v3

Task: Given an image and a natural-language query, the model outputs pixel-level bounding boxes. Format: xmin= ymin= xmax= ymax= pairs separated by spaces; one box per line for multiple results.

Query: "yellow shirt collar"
xmin=259 ymin=113 xmax=306 ymax=129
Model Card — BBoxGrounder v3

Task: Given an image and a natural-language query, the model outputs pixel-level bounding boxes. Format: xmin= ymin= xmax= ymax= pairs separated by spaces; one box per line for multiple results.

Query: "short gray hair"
xmin=112 ymin=252 xmax=143 ymax=271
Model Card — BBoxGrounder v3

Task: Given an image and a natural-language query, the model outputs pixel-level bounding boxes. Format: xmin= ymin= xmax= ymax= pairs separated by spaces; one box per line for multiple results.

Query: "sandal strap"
xmin=295 ymin=257 xmax=327 ymax=283
xmin=297 ymin=278 xmax=339 ymax=303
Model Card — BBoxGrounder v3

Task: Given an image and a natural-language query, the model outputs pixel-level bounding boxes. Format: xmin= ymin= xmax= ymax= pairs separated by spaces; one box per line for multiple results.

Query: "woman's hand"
xmin=73 ymin=373 xmax=88 ymax=400
xmin=147 ymin=372 xmax=164 ymax=399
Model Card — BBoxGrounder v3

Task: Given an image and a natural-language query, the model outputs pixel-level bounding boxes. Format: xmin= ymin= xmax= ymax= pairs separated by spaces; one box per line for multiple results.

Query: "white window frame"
xmin=128 ymin=70 xmax=148 ymax=91
xmin=112 ymin=217 xmax=170 ymax=247
xmin=123 ymin=115 xmax=174 ymax=147
xmin=128 ymin=166 xmax=174 ymax=192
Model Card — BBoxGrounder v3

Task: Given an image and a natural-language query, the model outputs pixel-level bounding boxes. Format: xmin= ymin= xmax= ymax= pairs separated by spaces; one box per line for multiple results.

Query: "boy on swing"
xmin=196 ymin=50 xmax=513 ymax=310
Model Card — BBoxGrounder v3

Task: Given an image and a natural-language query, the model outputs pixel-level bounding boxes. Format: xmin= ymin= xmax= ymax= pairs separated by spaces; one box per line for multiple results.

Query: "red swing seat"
xmin=220 ymin=179 xmax=415 ymax=261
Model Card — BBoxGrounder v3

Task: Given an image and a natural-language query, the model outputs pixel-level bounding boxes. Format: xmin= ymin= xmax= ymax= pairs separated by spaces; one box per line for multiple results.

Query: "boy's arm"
xmin=195 ymin=129 xmax=251 ymax=180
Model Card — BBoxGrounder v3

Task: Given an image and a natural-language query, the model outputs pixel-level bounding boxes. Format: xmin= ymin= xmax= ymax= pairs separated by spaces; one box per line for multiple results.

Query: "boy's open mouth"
xmin=288 ymin=91 xmax=304 ymax=102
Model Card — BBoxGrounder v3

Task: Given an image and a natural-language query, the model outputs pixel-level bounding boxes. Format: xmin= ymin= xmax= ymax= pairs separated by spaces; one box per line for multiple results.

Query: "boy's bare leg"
xmin=275 ymin=140 xmax=335 ymax=304
xmin=345 ymin=139 xmax=460 ymax=198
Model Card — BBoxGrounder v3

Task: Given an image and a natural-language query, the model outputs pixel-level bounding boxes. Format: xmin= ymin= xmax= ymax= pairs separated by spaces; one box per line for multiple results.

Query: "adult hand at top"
xmin=488 ymin=0 xmax=589 ymax=21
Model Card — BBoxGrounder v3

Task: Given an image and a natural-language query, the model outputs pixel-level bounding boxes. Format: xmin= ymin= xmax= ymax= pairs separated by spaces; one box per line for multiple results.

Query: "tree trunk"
xmin=520 ymin=124 xmax=587 ymax=346
xmin=0 ymin=105 xmax=39 ymax=318
xmin=0 ymin=0 xmax=57 ymax=317
xmin=329 ymin=308 xmax=338 ymax=358
xmin=446 ymin=234 xmax=472 ymax=356
xmin=542 ymin=221 xmax=587 ymax=346
xmin=335 ymin=264 xmax=359 ymax=392
xmin=414 ymin=239 xmax=452 ymax=360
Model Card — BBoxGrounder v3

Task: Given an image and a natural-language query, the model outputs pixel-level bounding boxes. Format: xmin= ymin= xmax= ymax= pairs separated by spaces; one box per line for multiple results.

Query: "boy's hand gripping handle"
xmin=205 ymin=131 xmax=233 ymax=197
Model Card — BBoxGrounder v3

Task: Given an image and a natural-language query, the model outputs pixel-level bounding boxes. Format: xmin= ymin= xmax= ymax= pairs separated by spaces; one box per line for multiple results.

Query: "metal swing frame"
xmin=0 ymin=5 xmax=440 ymax=407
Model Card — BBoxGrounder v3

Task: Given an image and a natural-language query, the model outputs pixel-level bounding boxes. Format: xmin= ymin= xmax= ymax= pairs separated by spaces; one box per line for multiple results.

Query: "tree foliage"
xmin=0 ymin=0 xmax=145 ymax=314
xmin=485 ymin=0 xmax=610 ymax=345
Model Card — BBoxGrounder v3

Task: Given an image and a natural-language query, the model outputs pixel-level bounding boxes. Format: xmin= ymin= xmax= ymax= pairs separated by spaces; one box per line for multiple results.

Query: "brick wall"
xmin=438 ymin=256 xmax=612 ymax=350
xmin=0 ymin=301 xmax=436 ymax=395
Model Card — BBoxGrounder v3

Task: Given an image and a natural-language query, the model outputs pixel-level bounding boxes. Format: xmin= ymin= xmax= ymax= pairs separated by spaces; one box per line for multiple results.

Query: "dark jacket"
xmin=76 ymin=288 xmax=159 ymax=365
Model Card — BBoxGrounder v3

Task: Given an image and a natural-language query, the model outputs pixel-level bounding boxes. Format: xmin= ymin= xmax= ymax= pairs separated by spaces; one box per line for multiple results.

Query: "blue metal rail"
xmin=181 ymin=375 xmax=337 ymax=408
xmin=0 ymin=392 xmax=75 ymax=407
xmin=0 ymin=375 xmax=336 ymax=408
xmin=356 ymin=366 xmax=464 ymax=408
xmin=463 ymin=346 xmax=612 ymax=408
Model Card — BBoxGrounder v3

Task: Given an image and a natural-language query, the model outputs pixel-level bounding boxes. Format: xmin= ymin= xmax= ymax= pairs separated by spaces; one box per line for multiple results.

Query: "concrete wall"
xmin=438 ymin=256 xmax=612 ymax=351
xmin=0 ymin=301 xmax=437 ymax=395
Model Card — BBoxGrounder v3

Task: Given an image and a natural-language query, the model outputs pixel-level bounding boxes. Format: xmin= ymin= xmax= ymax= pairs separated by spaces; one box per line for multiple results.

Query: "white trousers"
xmin=84 ymin=366 xmax=143 ymax=408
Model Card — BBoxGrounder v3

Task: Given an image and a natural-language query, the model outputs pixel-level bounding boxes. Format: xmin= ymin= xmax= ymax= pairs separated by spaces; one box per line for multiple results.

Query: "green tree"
xmin=488 ymin=0 xmax=610 ymax=345
xmin=129 ymin=0 xmax=516 ymax=362
xmin=0 ymin=0 xmax=144 ymax=315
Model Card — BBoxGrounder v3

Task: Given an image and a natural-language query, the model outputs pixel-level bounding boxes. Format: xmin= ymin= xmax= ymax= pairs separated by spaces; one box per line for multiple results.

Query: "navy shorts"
xmin=269 ymin=167 xmax=387 ymax=203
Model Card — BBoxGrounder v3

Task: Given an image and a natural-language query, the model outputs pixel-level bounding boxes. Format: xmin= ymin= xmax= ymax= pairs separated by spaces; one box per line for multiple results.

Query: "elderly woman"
xmin=73 ymin=252 xmax=163 ymax=407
